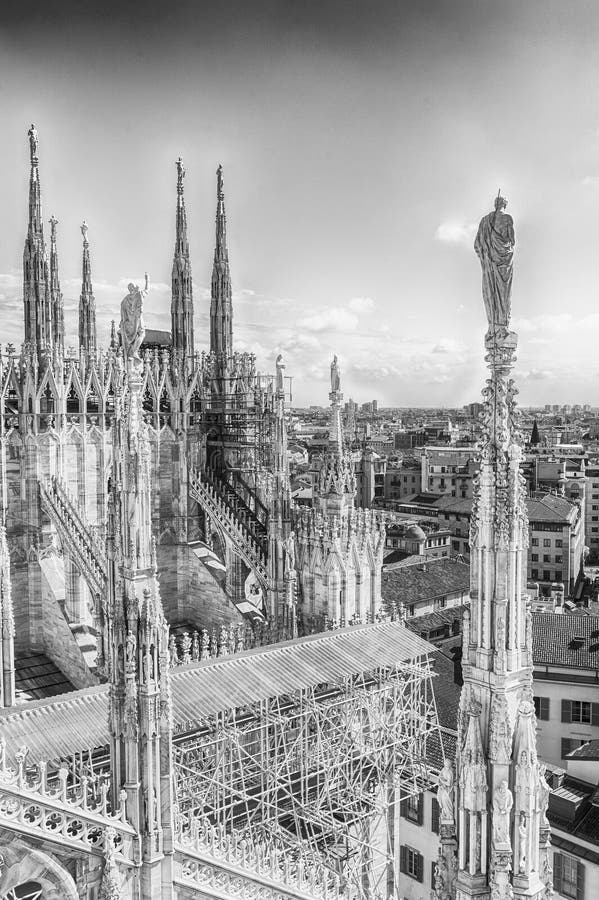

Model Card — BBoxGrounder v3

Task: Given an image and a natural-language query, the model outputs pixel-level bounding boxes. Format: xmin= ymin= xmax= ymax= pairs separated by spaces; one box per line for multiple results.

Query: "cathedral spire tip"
xmin=176 ymin=157 xmax=185 ymax=195
xmin=28 ymin=124 xmax=38 ymax=164
xmin=81 ymin=220 xmax=89 ymax=243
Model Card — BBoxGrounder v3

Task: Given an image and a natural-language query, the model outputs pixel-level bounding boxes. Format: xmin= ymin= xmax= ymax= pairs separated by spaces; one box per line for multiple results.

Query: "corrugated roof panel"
xmin=0 ymin=621 xmax=432 ymax=763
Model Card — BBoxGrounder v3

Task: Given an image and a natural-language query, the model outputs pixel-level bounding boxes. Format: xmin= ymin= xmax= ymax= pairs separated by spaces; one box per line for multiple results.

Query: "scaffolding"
xmin=173 ymin=648 xmax=439 ymax=899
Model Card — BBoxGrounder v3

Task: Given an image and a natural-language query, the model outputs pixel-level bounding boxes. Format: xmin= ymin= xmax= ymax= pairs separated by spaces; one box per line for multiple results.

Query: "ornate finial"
xmin=81 ymin=220 xmax=89 ymax=243
xmin=49 ymin=215 xmax=58 ymax=239
xmin=176 ymin=157 xmax=185 ymax=194
xmin=28 ymin=124 xmax=38 ymax=162
xmin=217 ymin=164 xmax=224 ymax=200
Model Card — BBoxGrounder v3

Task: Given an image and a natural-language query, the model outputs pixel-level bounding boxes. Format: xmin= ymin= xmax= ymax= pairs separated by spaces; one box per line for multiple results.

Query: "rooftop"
xmin=382 ymin=557 xmax=470 ymax=607
xmin=532 ymin=613 xmax=599 ymax=669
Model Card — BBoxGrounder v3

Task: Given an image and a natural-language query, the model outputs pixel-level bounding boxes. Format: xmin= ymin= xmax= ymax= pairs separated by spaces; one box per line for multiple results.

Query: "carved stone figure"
xmin=125 ymin=630 xmax=136 ymax=671
xmin=28 ymin=124 xmax=38 ymax=158
xmin=492 ymin=780 xmax=513 ymax=845
xmin=120 ymin=274 xmax=149 ymax=362
xmin=437 ymin=759 xmax=455 ymax=823
xmin=283 ymin=532 xmax=296 ymax=577
xmin=474 ymin=193 xmax=515 ymax=334
xmin=275 ymin=353 xmax=285 ymax=393
xmin=330 ymin=355 xmax=340 ymax=392
xmin=518 ymin=814 xmax=527 ymax=873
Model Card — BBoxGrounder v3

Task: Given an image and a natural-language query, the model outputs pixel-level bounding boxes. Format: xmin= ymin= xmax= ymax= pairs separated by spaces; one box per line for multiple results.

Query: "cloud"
xmin=299 ymin=307 xmax=358 ymax=333
xmin=435 ymin=221 xmax=477 ymax=245
xmin=522 ymin=369 xmax=555 ymax=381
xmin=348 ymin=296 xmax=374 ymax=313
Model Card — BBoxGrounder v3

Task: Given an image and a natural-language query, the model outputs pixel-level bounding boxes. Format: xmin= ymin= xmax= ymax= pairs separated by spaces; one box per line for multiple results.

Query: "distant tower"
xmin=435 ymin=203 xmax=552 ymax=900
xmin=23 ymin=124 xmax=53 ymax=354
xmin=79 ymin=221 xmax=97 ymax=354
xmin=171 ymin=157 xmax=194 ymax=363
xmin=530 ymin=420 xmax=540 ymax=447
xmin=210 ymin=165 xmax=233 ymax=357
xmin=48 ymin=216 xmax=64 ymax=357
xmin=104 ymin=361 xmax=174 ymax=897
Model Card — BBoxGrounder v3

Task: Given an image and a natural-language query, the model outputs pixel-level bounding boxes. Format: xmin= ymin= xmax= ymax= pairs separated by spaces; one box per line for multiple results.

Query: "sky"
xmin=2 ymin=0 xmax=599 ymax=407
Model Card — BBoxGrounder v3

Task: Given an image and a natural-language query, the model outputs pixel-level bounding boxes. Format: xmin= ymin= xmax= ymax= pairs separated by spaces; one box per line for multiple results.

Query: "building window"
xmin=555 ymin=555 xmax=563 ymax=564
xmin=543 ymin=570 xmax=551 ymax=581
xmin=543 ymin=554 xmax=550 ymax=563
xmin=534 ymin=696 xmax=550 ymax=720
xmin=532 ymin=538 xmax=539 ymax=546
xmin=543 ymin=538 xmax=551 ymax=547
xmin=555 ymin=571 xmax=563 ymax=583
xmin=562 ymin=699 xmax=599 ymax=726
xmin=531 ymin=553 xmax=539 ymax=562
xmin=554 ymin=852 xmax=585 ymax=900
xmin=400 ymin=846 xmax=424 ymax=882
xmin=401 ymin=792 xmax=423 ymax=824
xmin=531 ymin=568 xmax=538 ymax=579
xmin=556 ymin=539 xmax=563 ymax=548
xmin=571 ymin=701 xmax=592 ymax=724
xmin=431 ymin=796 xmax=439 ymax=834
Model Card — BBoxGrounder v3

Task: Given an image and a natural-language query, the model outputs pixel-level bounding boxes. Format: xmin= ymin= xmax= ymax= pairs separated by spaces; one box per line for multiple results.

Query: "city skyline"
xmin=3 ymin=0 xmax=599 ymax=406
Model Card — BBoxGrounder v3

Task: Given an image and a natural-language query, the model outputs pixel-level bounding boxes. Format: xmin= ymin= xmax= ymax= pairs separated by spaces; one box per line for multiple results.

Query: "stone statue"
xmin=493 ymin=780 xmax=513 ymax=845
xmin=81 ymin=220 xmax=88 ymax=242
xmin=120 ymin=274 xmax=149 ymax=362
xmin=28 ymin=124 xmax=38 ymax=159
xmin=275 ymin=354 xmax=285 ymax=393
xmin=474 ymin=193 xmax=515 ymax=336
xmin=283 ymin=532 xmax=296 ymax=577
xmin=437 ymin=759 xmax=455 ymax=823
xmin=518 ymin=814 xmax=528 ymax=873
xmin=330 ymin=355 xmax=340 ymax=392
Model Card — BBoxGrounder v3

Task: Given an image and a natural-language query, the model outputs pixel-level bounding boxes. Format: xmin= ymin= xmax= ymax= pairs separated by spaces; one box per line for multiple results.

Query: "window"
xmin=593 ymin=516 xmax=599 ymax=522
xmin=543 ymin=570 xmax=551 ymax=581
xmin=562 ymin=737 xmax=589 ymax=758
xmin=400 ymin=792 xmax=423 ymax=825
xmin=531 ymin=568 xmax=539 ymax=579
xmin=543 ymin=538 xmax=551 ymax=547
xmin=543 ymin=554 xmax=550 ymax=563
xmin=554 ymin=852 xmax=585 ymax=900
xmin=555 ymin=555 xmax=563 ymax=564
xmin=572 ymin=701 xmax=591 ymax=724
xmin=556 ymin=539 xmax=563 ymax=548
xmin=431 ymin=796 xmax=439 ymax=834
xmin=532 ymin=538 xmax=539 ymax=547
xmin=400 ymin=846 xmax=424 ymax=882
xmin=531 ymin=553 xmax=539 ymax=562
xmin=555 ymin=571 xmax=563 ymax=583
xmin=534 ymin=696 xmax=550 ymax=720
xmin=593 ymin=527 xmax=599 ymax=533
xmin=562 ymin=699 xmax=599 ymax=726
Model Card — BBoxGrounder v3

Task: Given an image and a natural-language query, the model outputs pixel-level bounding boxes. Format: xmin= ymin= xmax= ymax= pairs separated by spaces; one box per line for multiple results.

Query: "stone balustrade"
xmin=0 ymin=739 xmax=135 ymax=860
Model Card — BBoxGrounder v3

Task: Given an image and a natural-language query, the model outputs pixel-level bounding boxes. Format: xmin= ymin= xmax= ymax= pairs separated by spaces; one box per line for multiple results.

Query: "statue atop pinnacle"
xmin=28 ymin=124 xmax=38 ymax=161
xmin=81 ymin=220 xmax=89 ymax=243
xmin=176 ymin=157 xmax=185 ymax=192
xmin=474 ymin=191 xmax=516 ymax=347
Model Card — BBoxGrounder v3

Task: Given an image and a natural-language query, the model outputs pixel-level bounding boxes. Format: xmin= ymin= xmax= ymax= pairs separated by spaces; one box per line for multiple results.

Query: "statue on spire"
xmin=120 ymin=274 xmax=149 ymax=363
xmin=474 ymin=191 xmax=515 ymax=343
xmin=330 ymin=355 xmax=341 ymax=392
xmin=176 ymin=157 xmax=185 ymax=192
xmin=28 ymin=124 xmax=38 ymax=161
xmin=81 ymin=220 xmax=89 ymax=243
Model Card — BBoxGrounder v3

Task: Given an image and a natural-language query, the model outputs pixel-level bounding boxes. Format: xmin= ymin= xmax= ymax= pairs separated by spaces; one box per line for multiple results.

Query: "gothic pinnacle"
xmin=171 ymin=155 xmax=194 ymax=359
xmin=79 ymin=219 xmax=97 ymax=353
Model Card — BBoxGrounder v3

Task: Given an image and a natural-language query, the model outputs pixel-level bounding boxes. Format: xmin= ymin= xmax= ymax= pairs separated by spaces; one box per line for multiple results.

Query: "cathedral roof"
xmin=0 ymin=620 xmax=433 ymax=765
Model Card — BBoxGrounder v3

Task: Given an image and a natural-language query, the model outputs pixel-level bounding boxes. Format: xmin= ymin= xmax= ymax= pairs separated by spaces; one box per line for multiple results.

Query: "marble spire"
xmin=210 ymin=164 xmax=233 ymax=357
xmin=171 ymin=157 xmax=194 ymax=363
xmin=104 ymin=360 xmax=174 ymax=896
xmin=315 ymin=355 xmax=356 ymax=519
xmin=23 ymin=124 xmax=53 ymax=354
xmin=78 ymin=221 xmax=97 ymax=355
xmin=435 ymin=197 xmax=552 ymax=900
xmin=48 ymin=215 xmax=64 ymax=357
